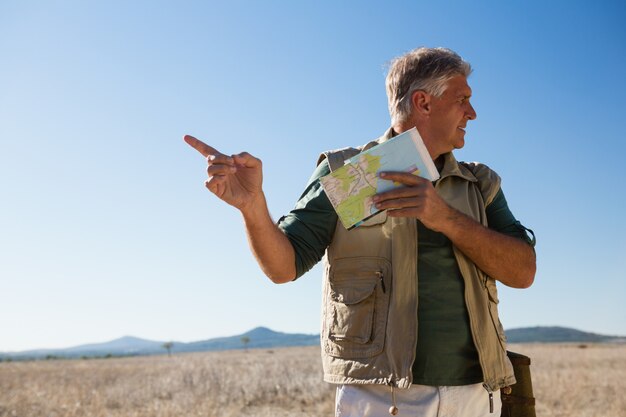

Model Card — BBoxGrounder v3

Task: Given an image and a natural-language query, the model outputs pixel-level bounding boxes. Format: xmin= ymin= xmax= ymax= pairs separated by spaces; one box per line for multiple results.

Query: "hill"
xmin=1 ymin=326 xmax=623 ymax=361
xmin=505 ymin=326 xmax=625 ymax=343
xmin=178 ymin=326 xmax=318 ymax=352
xmin=0 ymin=327 xmax=318 ymax=361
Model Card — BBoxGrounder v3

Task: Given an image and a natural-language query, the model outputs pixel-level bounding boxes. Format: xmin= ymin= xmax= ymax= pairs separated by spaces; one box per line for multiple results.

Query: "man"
xmin=184 ymin=47 xmax=536 ymax=417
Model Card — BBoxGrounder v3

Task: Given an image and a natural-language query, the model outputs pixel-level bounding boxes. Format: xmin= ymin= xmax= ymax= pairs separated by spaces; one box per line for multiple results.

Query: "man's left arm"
xmin=431 ymin=205 xmax=536 ymax=289
xmin=374 ymin=172 xmax=536 ymax=288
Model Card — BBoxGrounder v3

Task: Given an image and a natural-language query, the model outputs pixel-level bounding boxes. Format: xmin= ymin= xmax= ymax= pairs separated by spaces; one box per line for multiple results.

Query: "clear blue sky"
xmin=1 ymin=0 xmax=625 ymax=352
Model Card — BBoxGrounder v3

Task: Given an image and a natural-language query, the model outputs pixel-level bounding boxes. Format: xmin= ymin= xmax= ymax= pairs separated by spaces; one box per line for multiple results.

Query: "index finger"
xmin=379 ymin=171 xmax=427 ymax=185
xmin=183 ymin=134 xmax=220 ymax=158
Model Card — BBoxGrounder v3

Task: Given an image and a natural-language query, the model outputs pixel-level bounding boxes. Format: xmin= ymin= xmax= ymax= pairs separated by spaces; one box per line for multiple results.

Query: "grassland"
xmin=1 ymin=343 xmax=624 ymax=417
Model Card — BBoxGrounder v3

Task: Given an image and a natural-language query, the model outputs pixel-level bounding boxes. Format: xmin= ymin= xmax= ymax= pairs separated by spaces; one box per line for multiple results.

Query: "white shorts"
xmin=335 ymin=382 xmax=502 ymax=417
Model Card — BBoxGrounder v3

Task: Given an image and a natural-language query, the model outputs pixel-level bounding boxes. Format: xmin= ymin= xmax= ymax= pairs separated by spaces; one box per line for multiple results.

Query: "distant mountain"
xmin=0 ymin=335 xmax=170 ymax=360
xmin=0 ymin=327 xmax=318 ymax=361
xmin=63 ymin=336 xmax=165 ymax=354
xmin=505 ymin=326 xmax=625 ymax=343
xmin=1 ymin=326 xmax=623 ymax=361
xmin=178 ymin=326 xmax=318 ymax=353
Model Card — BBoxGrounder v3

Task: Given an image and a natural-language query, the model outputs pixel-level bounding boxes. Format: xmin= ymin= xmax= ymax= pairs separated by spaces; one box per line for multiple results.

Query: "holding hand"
xmin=372 ymin=172 xmax=452 ymax=232
xmin=183 ymin=135 xmax=264 ymax=212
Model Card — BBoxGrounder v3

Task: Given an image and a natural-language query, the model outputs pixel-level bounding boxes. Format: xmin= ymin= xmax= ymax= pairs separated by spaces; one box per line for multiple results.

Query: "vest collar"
xmin=438 ymin=152 xmax=478 ymax=183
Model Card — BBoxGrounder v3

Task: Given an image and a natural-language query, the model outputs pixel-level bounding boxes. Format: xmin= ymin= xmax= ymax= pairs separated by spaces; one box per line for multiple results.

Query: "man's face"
xmin=424 ymin=75 xmax=477 ymax=156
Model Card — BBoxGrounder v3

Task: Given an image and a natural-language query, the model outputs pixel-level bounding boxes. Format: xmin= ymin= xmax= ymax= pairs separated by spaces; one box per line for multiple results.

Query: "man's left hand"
xmin=374 ymin=171 xmax=536 ymax=288
xmin=372 ymin=171 xmax=452 ymax=232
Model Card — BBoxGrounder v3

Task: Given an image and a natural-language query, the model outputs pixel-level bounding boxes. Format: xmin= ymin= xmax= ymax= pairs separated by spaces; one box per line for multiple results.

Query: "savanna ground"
xmin=1 ymin=343 xmax=624 ymax=417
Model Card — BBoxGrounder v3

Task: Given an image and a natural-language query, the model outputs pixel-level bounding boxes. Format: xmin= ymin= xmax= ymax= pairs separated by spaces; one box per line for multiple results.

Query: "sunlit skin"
xmin=184 ymin=75 xmax=536 ymax=288
xmin=392 ymin=75 xmax=476 ymax=162
xmin=419 ymin=75 xmax=477 ymax=158
xmin=183 ymin=135 xmax=296 ymax=283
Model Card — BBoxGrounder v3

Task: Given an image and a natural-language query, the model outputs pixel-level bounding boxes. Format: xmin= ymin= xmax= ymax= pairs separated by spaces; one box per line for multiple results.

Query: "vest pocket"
xmin=329 ymin=282 xmax=376 ymax=344
xmin=323 ymin=257 xmax=391 ymax=358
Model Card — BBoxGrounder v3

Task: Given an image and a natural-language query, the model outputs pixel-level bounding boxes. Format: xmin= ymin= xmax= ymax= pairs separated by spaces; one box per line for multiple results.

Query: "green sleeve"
xmin=277 ymin=160 xmax=337 ymax=279
xmin=486 ymin=189 xmax=536 ymax=247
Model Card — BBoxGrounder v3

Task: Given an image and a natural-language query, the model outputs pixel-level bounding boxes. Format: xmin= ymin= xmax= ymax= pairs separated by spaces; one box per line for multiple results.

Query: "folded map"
xmin=320 ymin=128 xmax=440 ymax=230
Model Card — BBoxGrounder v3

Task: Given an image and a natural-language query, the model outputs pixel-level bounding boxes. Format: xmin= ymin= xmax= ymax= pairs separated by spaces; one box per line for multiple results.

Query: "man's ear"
xmin=411 ymin=90 xmax=431 ymax=115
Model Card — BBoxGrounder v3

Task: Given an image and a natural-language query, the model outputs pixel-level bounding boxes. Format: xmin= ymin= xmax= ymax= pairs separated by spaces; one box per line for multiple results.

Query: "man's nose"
xmin=466 ymin=102 xmax=477 ymax=120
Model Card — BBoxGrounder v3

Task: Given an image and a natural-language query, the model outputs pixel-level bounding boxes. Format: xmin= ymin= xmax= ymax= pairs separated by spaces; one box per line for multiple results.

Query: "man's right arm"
xmin=240 ymin=193 xmax=297 ymax=283
xmin=183 ymin=135 xmax=296 ymax=283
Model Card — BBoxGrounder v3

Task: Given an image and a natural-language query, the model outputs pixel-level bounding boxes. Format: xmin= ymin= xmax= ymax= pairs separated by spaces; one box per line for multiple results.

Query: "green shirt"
xmin=277 ymin=159 xmax=535 ymax=386
xmin=413 ymin=221 xmax=483 ymax=385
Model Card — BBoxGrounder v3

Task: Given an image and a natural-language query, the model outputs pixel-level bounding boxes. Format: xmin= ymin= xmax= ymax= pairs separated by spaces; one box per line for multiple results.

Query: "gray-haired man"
xmin=185 ymin=47 xmax=536 ymax=417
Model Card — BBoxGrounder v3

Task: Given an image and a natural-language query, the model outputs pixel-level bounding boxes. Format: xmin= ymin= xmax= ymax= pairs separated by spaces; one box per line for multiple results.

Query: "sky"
xmin=1 ymin=0 xmax=625 ymax=352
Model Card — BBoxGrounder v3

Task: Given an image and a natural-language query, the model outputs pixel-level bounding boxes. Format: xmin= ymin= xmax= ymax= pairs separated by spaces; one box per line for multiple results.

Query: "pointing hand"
xmin=184 ymin=135 xmax=264 ymax=212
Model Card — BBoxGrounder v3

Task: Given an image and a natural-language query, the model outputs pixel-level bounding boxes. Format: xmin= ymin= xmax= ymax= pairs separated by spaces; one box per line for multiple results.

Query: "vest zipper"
xmin=483 ymin=383 xmax=494 ymax=413
xmin=376 ymin=271 xmax=386 ymax=293
xmin=388 ymin=381 xmax=398 ymax=415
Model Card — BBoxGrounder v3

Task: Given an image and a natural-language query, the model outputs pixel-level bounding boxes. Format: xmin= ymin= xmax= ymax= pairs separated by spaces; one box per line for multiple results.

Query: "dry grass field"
xmin=1 ymin=343 xmax=624 ymax=417
xmin=508 ymin=343 xmax=626 ymax=417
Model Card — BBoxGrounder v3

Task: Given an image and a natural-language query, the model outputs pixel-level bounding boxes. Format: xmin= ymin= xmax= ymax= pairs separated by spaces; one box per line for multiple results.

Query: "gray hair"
xmin=385 ymin=47 xmax=472 ymax=125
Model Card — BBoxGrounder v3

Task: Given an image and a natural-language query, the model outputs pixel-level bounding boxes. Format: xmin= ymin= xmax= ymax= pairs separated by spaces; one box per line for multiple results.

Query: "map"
xmin=320 ymin=128 xmax=439 ymax=230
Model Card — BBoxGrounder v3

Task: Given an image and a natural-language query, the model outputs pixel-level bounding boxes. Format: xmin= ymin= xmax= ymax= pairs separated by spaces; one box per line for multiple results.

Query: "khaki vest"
xmin=318 ymin=128 xmax=515 ymax=392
